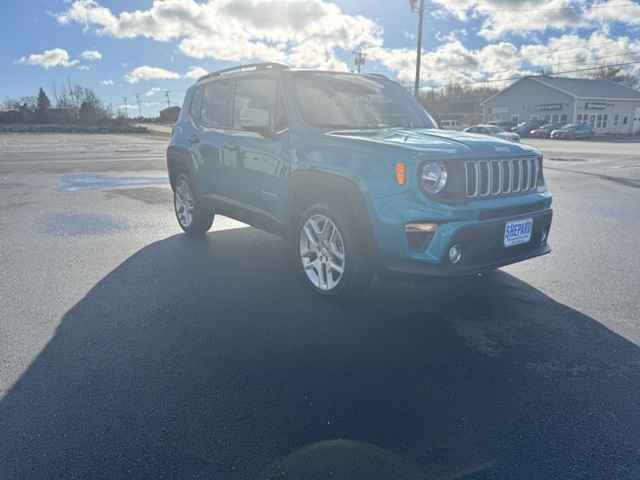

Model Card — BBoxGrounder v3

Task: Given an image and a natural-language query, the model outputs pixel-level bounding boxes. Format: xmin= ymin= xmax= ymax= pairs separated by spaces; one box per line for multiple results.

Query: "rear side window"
xmin=201 ymin=80 xmax=233 ymax=128
xmin=189 ymin=87 xmax=203 ymax=122
xmin=233 ymin=76 xmax=278 ymax=131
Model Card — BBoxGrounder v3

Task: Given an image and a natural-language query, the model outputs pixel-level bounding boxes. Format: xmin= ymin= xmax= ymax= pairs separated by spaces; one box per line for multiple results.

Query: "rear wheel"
xmin=295 ymin=203 xmax=373 ymax=299
xmin=174 ymin=173 xmax=214 ymax=235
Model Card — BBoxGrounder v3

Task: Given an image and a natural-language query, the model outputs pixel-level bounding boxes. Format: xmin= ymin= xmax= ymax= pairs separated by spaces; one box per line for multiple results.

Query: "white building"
xmin=481 ymin=76 xmax=640 ymax=135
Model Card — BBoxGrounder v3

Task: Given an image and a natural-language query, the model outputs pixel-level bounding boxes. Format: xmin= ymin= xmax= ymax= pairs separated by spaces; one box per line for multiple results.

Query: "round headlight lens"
xmin=420 ymin=161 xmax=448 ymax=195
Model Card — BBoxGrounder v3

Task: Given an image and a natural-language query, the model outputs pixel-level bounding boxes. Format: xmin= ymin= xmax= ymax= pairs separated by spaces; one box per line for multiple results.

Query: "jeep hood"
xmin=325 ymin=128 xmax=539 ymax=158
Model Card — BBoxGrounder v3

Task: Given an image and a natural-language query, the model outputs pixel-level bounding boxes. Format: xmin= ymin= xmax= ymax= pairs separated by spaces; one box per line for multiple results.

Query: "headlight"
xmin=420 ymin=161 xmax=448 ymax=195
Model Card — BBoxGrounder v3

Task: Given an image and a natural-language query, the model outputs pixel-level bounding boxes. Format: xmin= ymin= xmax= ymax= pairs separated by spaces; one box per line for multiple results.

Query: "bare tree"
xmin=589 ymin=65 xmax=639 ymax=89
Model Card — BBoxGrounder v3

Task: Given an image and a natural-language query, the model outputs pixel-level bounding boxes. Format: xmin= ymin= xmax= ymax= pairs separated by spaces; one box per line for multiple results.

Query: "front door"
xmin=227 ymin=73 xmax=289 ymax=221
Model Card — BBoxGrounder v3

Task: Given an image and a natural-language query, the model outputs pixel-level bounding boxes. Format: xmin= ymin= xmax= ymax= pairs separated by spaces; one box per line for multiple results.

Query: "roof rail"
xmin=197 ymin=62 xmax=289 ymax=82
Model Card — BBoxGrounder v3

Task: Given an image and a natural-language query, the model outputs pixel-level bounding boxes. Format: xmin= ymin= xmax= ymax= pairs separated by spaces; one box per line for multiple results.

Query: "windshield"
xmin=486 ymin=126 xmax=504 ymax=133
xmin=291 ymin=72 xmax=435 ymax=129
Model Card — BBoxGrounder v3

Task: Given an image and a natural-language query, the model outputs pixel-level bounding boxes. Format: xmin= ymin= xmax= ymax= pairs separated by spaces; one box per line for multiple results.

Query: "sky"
xmin=2 ymin=0 xmax=640 ymax=116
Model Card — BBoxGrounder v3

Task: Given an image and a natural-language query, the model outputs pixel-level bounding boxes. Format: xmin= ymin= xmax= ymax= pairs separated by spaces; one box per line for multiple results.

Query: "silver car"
xmin=464 ymin=125 xmax=521 ymax=143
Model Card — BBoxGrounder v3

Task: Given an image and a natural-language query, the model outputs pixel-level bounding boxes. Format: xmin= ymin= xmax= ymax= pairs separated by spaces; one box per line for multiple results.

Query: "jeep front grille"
xmin=464 ymin=157 xmax=540 ymax=198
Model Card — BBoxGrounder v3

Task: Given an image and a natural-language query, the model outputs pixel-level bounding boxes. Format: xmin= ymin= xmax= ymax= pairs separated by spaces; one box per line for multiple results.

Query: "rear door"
xmin=195 ymin=78 xmax=234 ymax=198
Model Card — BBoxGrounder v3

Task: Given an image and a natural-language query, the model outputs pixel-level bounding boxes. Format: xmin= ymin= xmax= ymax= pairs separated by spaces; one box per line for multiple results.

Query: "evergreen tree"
xmin=37 ymin=88 xmax=51 ymax=113
xmin=36 ymin=88 xmax=51 ymax=123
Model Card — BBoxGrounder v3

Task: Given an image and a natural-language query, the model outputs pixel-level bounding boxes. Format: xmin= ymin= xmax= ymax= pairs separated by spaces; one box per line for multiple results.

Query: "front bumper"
xmin=385 ymin=210 xmax=552 ymax=277
xmin=370 ymin=191 xmax=553 ymax=277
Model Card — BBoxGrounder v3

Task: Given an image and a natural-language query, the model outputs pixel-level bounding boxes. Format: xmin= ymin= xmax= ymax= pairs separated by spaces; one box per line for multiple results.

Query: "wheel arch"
xmin=167 ymin=146 xmax=195 ymax=191
xmin=288 ymin=170 xmax=378 ymax=258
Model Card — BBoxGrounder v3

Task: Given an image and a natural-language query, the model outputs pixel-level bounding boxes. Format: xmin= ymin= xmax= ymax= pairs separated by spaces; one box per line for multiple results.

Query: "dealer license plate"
xmin=504 ymin=218 xmax=533 ymax=247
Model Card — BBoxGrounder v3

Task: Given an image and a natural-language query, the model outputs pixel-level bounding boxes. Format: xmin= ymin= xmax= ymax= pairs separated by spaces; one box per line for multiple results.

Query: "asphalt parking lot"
xmin=1 ymin=133 xmax=640 ymax=479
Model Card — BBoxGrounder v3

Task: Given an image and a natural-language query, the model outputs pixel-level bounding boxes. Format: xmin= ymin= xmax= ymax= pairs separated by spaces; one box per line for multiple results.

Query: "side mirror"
xmin=239 ymin=107 xmax=271 ymax=136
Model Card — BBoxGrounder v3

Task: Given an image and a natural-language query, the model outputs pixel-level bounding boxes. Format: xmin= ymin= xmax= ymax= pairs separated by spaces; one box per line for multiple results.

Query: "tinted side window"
xmin=274 ymin=89 xmax=288 ymax=133
xmin=233 ymin=76 xmax=277 ymax=131
xmin=189 ymin=87 xmax=203 ymax=122
xmin=201 ymin=80 xmax=233 ymax=128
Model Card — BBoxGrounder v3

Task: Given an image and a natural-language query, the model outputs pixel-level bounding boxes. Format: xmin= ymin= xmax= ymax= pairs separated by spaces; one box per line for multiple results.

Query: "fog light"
xmin=449 ymin=244 xmax=463 ymax=264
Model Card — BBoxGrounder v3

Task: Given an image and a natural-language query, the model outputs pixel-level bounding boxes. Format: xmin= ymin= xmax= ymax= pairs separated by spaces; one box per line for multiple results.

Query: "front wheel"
xmin=174 ymin=173 xmax=214 ymax=235
xmin=295 ymin=204 xmax=373 ymax=299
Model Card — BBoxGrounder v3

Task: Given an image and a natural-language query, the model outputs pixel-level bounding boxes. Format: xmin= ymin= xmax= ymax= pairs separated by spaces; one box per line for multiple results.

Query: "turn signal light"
xmin=405 ymin=223 xmax=437 ymax=251
xmin=404 ymin=222 xmax=438 ymax=233
xmin=395 ymin=162 xmax=407 ymax=185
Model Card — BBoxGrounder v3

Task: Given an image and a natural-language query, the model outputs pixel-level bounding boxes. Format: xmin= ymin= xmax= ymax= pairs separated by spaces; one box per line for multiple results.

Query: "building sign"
xmin=585 ymin=102 xmax=608 ymax=110
xmin=537 ymin=103 xmax=563 ymax=111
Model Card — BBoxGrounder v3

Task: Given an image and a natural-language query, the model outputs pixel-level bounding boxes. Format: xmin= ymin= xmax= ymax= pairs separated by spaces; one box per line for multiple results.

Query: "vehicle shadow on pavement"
xmin=2 ymin=228 xmax=640 ymax=480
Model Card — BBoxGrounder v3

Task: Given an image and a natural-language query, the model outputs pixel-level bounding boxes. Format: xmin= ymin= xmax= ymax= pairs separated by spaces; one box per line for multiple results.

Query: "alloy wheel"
xmin=175 ymin=177 xmax=195 ymax=229
xmin=299 ymin=214 xmax=346 ymax=291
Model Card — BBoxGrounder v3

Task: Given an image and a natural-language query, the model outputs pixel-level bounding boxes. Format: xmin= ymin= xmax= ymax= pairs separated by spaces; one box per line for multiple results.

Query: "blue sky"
xmin=3 ymin=0 xmax=640 ymax=116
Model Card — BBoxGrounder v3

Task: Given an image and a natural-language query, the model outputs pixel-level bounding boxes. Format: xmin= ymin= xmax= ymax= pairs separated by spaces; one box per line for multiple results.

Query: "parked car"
xmin=168 ymin=63 xmax=552 ymax=298
xmin=464 ymin=125 xmax=521 ymax=143
xmin=439 ymin=119 xmax=464 ymax=130
xmin=511 ymin=120 xmax=544 ymax=137
xmin=488 ymin=120 xmax=516 ymax=130
xmin=530 ymin=123 xmax=563 ymax=138
xmin=550 ymin=123 xmax=594 ymax=140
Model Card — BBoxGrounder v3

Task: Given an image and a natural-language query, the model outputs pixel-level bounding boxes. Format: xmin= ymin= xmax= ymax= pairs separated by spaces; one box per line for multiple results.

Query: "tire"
xmin=295 ymin=202 xmax=373 ymax=299
xmin=174 ymin=173 xmax=214 ymax=236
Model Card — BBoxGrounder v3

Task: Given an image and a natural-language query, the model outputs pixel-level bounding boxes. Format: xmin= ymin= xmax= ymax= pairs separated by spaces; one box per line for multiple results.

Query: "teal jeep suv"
xmin=167 ymin=63 xmax=552 ymax=298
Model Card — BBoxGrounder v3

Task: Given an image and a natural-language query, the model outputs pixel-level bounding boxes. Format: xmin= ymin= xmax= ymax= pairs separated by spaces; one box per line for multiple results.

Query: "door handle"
xmin=189 ymin=135 xmax=200 ymax=144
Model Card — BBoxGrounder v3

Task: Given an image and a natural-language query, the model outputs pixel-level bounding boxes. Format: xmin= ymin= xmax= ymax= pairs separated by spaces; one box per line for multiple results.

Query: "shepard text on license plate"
xmin=504 ymin=218 xmax=533 ymax=247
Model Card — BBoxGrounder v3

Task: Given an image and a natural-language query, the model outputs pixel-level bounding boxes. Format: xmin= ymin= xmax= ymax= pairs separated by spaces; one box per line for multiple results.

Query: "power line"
xmin=429 ymin=58 xmax=640 ymax=89
xmin=420 ymin=38 xmax=640 ymax=82
xmin=478 ymin=49 xmax=640 ymax=80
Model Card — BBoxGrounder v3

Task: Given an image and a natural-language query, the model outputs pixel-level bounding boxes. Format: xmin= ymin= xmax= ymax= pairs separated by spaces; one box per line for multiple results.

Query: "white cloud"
xmin=77 ymin=65 xmax=92 ymax=71
xmin=81 ymin=49 xmax=102 ymax=61
xmin=584 ymin=0 xmax=640 ymax=26
xmin=521 ymin=32 xmax=640 ymax=76
xmin=369 ymin=31 xmax=640 ymax=88
xmin=431 ymin=0 xmax=588 ymax=39
xmin=368 ymin=40 xmax=502 ymax=85
xmin=184 ymin=66 xmax=208 ymax=80
xmin=100 ymin=80 xmax=114 ymax=86
xmin=430 ymin=0 xmax=640 ymax=40
xmin=57 ymin=0 xmax=382 ymax=68
xmin=124 ymin=66 xmax=181 ymax=83
xmin=18 ymin=48 xmax=79 ymax=69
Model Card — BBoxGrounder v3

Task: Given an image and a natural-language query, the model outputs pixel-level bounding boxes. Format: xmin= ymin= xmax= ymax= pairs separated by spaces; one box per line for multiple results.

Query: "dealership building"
xmin=481 ymin=76 xmax=640 ymax=135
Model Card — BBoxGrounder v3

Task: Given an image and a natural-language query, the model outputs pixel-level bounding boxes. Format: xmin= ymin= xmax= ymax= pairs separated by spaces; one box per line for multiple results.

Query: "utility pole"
xmin=135 ymin=93 xmax=143 ymax=118
xmin=165 ymin=90 xmax=171 ymax=109
xmin=410 ymin=0 xmax=425 ymax=98
xmin=122 ymin=97 xmax=129 ymax=118
xmin=353 ymin=50 xmax=366 ymax=73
